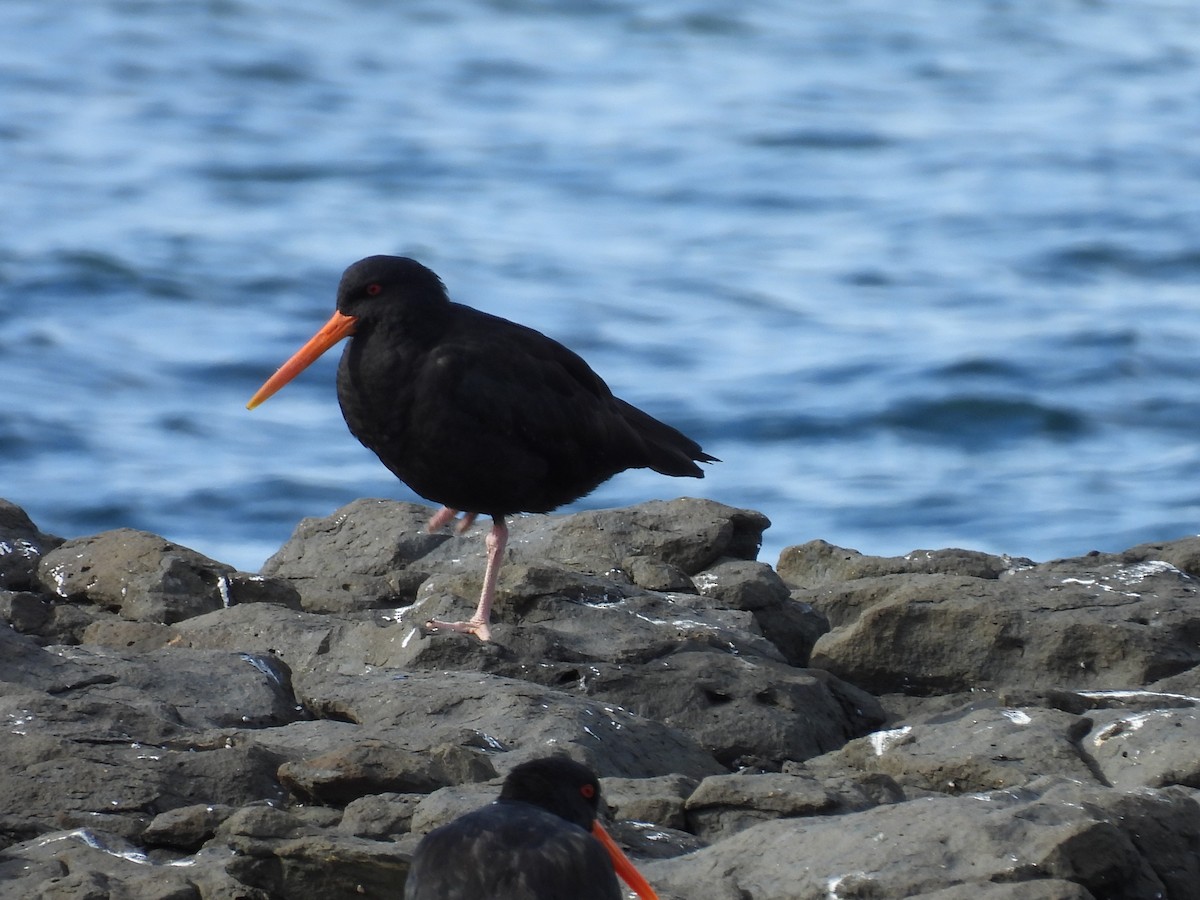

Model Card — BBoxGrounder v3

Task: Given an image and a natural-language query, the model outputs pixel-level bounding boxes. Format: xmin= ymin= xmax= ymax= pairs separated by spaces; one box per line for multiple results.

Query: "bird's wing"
xmin=418 ymin=316 xmax=621 ymax=457
xmin=405 ymin=806 xmax=621 ymax=900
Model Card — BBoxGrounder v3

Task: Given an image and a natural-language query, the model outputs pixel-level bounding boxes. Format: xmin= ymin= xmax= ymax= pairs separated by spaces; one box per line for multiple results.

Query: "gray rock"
xmin=277 ymin=739 xmax=496 ymax=805
xmin=748 ymin=593 xmax=829 ymax=667
xmin=214 ymin=559 xmax=877 ymax=772
xmin=910 ymin=882 xmax=1095 ymax=900
xmin=777 ymin=539 xmax=1025 ymax=588
xmin=0 ymin=624 xmax=295 ymax=845
xmin=0 ymin=829 xmax=211 ymax=900
xmin=184 ymin=719 xmax=367 ymax=771
xmin=608 ymin=819 xmax=708 ymax=861
xmin=338 ymin=792 xmax=423 ymax=838
xmin=695 ymin=559 xmax=829 ymax=665
xmin=1036 ymin=779 xmax=1200 ymax=899
xmin=0 ymin=727 xmax=286 ymax=839
xmin=397 ymin=562 xmax=742 ymax=664
xmin=0 ymin=638 xmax=301 ymax=747
xmin=407 ymin=781 xmax=500 ymax=836
xmin=684 ymin=771 xmax=835 ymax=840
xmin=6 ymin=497 xmax=1200 ymax=900
xmin=693 ymin=559 xmax=789 ymax=611
xmin=809 ymin=545 xmax=1200 ymax=694
xmin=41 ymin=644 xmax=300 ymax=732
xmin=646 ymin=778 xmax=1176 ymax=900
xmin=1121 ymin=535 xmax=1200 ymax=577
xmin=0 ymin=620 xmax=108 ymax=694
xmin=0 ymin=590 xmax=104 ymax=645
xmin=171 ymin=602 xmax=364 ymax=682
xmin=601 ymin=773 xmax=698 ymax=830
xmin=35 ymin=529 xmax=296 ymax=625
xmin=261 ymin=498 xmax=451 ymax=612
xmin=0 ymin=500 xmax=63 ymax=593
xmin=491 ymin=498 xmax=771 ymax=575
xmin=297 ymin=668 xmax=725 ymax=780
xmin=0 ymin=591 xmax=51 ymax=637
xmin=777 ymin=763 xmax=906 ymax=812
xmin=214 ymin=804 xmax=306 ymax=841
xmin=263 ymin=497 xmax=770 ymax=615
xmin=619 ymin=555 xmax=696 ymax=592
xmin=1086 ymin=706 xmax=1200 ymax=789
xmin=246 ymin=557 xmax=877 ymax=770
xmin=217 ymin=805 xmax=411 ymax=900
xmin=810 ymin=703 xmax=1097 ymax=795
xmin=142 ymin=803 xmax=235 ymax=851
xmin=79 ymin=619 xmax=179 ymax=652
xmin=554 ymin=652 xmax=885 ymax=768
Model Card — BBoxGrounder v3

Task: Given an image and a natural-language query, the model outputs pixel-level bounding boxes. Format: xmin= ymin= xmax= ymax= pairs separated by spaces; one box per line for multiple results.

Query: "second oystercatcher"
xmin=404 ymin=756 xmax=657 ymax=900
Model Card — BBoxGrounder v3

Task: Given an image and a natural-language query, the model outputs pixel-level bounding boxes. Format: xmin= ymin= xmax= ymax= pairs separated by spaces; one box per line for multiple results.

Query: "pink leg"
xmin=425 ymin=516 xmax=507 ymax=642
xmin=426 ymin=506 xmax=459 ymax=533
xmin=426 ymin=507 xmax=478 ymax=535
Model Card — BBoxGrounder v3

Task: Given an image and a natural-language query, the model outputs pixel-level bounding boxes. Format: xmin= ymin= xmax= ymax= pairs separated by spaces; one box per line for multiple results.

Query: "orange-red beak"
xmin=246 ymin=310 xmax=357 ymax=410
xmin=591 ymin=821 xmax=658 ymax=900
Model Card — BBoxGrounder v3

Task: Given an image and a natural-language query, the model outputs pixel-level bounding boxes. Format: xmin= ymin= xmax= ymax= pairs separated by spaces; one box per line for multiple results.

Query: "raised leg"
xmin=426 ymin=506 xmax=458 ymax=533
xmin=426 ymin=507 xmax=478 ymax=535
xmin=424 ymin=515 xmax=507 ymax=642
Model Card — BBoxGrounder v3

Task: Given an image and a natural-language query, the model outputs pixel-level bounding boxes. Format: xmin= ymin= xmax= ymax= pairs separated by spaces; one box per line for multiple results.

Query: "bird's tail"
xmin=617 ymin=399 xmax=718 ymax=478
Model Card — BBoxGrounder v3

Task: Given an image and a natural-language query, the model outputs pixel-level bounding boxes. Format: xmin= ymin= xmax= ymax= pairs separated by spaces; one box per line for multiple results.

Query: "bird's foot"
xmin=426 ymin=507 xmax=478 ymax=535
xmin=426 ymin=506 xmax=457 ymax=533
xmin=423 ymin=617 xmax=492 ymax=642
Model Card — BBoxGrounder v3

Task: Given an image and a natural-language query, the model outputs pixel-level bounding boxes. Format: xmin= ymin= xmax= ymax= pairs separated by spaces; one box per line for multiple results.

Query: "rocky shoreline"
xmin=1 ymin=496 xmax=1198 ymax=899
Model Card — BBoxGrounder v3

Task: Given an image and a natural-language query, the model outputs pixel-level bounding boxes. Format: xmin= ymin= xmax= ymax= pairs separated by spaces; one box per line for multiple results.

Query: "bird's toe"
xmin=424 ymin=618 xmax=493 ymax=642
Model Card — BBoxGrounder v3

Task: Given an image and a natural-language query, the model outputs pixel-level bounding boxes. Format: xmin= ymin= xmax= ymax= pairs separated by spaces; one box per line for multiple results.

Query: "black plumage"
xmin=403 ymin=757 xmax=656 ymax=900
xmin=249 ymin=255 xmax=716 ymax=640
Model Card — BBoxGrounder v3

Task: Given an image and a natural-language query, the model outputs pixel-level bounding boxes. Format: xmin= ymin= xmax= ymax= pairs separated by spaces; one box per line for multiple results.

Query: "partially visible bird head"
xmin=498 ymin=757 xmax=659 ymax=899
xmin=499 ymin=756 xmax=604 ymax=831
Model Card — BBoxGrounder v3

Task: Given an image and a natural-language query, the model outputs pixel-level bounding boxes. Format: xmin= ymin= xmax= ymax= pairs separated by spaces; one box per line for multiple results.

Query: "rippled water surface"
xmin=3 ymin=0 xmax=1199 ymax=571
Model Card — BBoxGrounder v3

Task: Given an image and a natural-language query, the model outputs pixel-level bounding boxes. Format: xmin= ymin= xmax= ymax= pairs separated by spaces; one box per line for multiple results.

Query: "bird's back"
xmin=338 ymin=301 xmax=714 ymax=516
xmin=404 ymin=801 xmax=622 ymax=900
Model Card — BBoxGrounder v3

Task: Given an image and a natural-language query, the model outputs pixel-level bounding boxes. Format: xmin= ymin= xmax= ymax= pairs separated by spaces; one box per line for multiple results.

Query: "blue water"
xmin=3 ymin=1 xmax=1200 ymax=573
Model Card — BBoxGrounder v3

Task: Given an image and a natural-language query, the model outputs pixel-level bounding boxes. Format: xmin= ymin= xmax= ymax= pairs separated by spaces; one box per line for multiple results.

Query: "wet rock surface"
xmin=0 ymin=498 xmax=1197 ymax=898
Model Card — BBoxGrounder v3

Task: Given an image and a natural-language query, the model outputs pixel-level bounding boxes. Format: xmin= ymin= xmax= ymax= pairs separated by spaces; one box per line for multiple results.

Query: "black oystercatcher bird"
xmin=248 ymin=255 xmax=716 ymax=640
xmin=404 ymin=756 xmax=657 ymax=900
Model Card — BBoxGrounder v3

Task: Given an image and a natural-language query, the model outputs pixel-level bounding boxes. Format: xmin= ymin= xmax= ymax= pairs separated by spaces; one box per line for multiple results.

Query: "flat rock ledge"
xmin=1 ymin=496 xmax=1198 ymax=899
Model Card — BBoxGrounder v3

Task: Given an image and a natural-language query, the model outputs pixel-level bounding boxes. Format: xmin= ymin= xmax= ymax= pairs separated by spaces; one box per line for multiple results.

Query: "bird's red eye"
xmin=366 ymin=283 xmax=382 ymax=296
xmin=580 ymin=784 xmax=596 ymax=800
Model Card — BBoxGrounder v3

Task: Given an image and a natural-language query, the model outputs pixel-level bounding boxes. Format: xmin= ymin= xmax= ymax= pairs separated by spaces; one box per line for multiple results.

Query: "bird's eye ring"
xmin=366 ymin=283 xmax=383 ymax=296
xmin=579 ymin=784 xmax=596 ymax=799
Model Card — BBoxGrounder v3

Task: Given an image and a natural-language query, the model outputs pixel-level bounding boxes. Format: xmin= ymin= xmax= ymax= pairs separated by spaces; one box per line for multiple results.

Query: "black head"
xmin=499 ymin=757 xmax=604 ymax=831
xmin=335 ymin=255 xmax=450 ymax=318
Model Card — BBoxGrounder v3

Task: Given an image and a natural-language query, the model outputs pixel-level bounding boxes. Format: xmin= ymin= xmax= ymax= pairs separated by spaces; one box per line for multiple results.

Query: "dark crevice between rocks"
xmin=43 ymin=674 xmax=119 ymax=693
xmin=552 ymin=667 xmax=582 ymax=687
xmin=1071 ymin=729 xmax=1115 ymax=789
